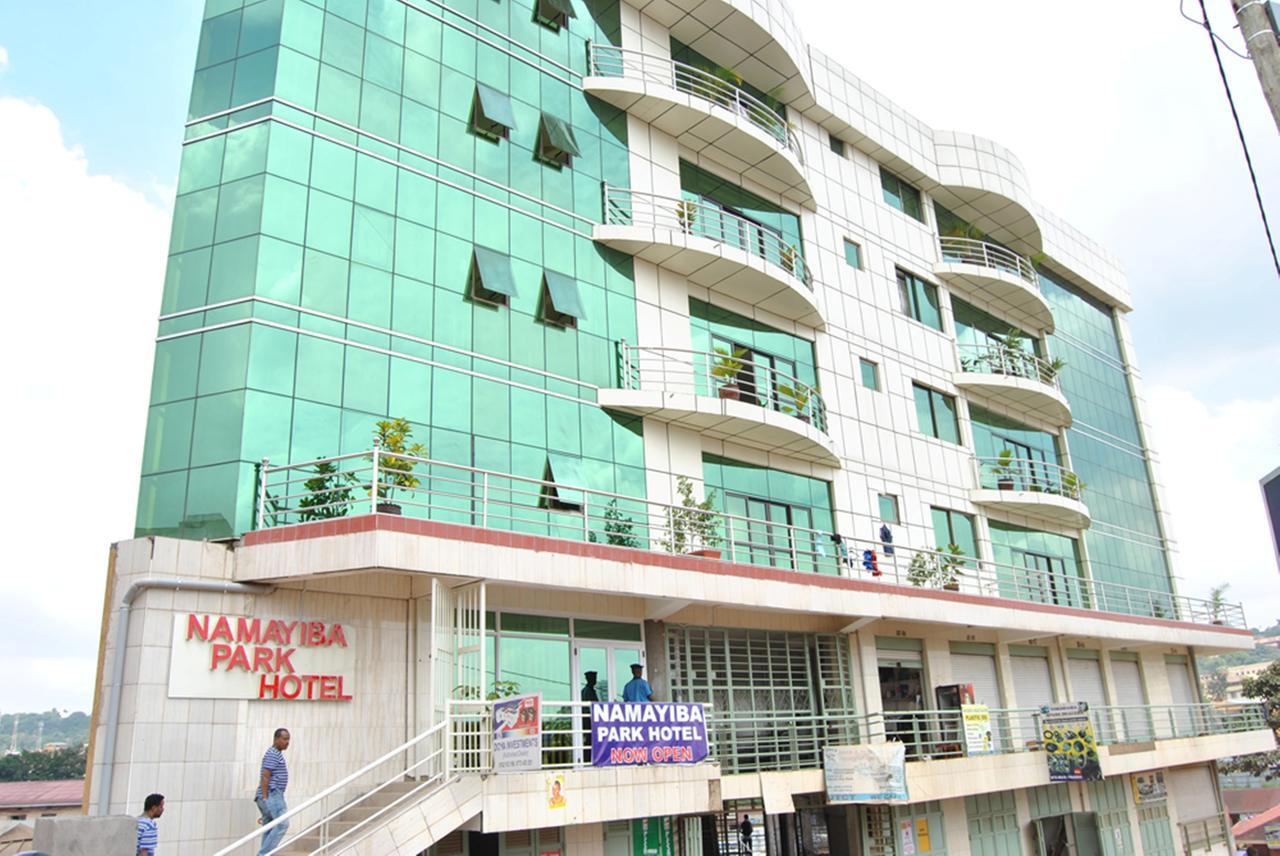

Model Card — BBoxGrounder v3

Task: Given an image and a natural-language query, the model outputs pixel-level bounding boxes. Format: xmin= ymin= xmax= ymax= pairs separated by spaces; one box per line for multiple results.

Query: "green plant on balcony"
xmin=1209 ymin=583 xmax=1231 ymax=625
xmin=298 ymin=460 xmax=357 ymax=521
xmin=662 ymin=475 xmax=722 ymax=557
xmin=1041 ymin=356 xmax=1067 ymax=383
xmin=371 ymin=417 xmax=428 ymax=514
xmin=711 ymin=346 xmax=749 ymax=399
xmin=779 ymin=243 xmax=799 ymax=274
xmin=906 ymin=543 xmax=966 ymax=590
xmin=588 ymin=499 xmax=641 ymax=548
xmin=990 ymin=448 xmax=1017 ymax=490
xmin=675 ymin=199 xmax=699 ymax=232
xmin=777 ymin=381 xmax=814 ymax=423
xmin=1060 ymin=470 xmax=1085 ymax=499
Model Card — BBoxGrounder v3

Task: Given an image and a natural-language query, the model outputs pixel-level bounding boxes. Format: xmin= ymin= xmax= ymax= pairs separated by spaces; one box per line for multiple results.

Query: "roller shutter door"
xmin=1110 ymin=658 xmax=1151 ymax=741
xmin=1068 ymin=657 xmax=1107 ymax=707
xmin=1011 ymin=654 xmax=1054 ymax=708
xmin=1168 ymin=766 xmax=1217 ymax=822
xmin=951 ymin=653 xmax=1002 ymax=707
xmin=1165 ymin=659 xmax=1200 ymax=736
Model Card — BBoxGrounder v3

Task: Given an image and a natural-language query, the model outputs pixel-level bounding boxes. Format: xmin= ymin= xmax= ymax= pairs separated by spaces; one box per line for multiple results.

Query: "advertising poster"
xmin=823 ymin=743 xmax=909 ymax=803
xmin=1265 ymin=824 xmax=1280 ymax=848
xmin=898 ymin=820 xmax=916 ymax=856
xmin=590 ymin=702 xmax=708 ymax=766
xmin=1040 ymin=703 xmax=1101 ymax=782
xmin=492 ymin=692 xmax=542 ymax=772
xmin=1130 ymin=770 xmax=1167 ymax=804
xmin=632 ymin=817 xmax=676 ymax=856
xmin=546 ymin=773 xmax=567 ymax=809
xmin=961 ymin=704 xmax=993 ymax=756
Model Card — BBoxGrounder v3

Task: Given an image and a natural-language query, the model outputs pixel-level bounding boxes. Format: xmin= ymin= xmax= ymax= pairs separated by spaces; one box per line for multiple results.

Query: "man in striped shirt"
xmin=136 ymin=793 xmax=163 ymax=856
xmin=255 ymin=728 xmax=291 ymax=856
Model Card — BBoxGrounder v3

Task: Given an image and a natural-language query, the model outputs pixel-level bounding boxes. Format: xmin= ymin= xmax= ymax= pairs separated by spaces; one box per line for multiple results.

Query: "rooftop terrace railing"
xmin=602 ymin=185 xmax=813 ymax=289
xmin=255 ymin=449 xmax=1247 ymax=628
xmin=957 ymin=342 xmax=1063 ymax=390
xmin=974 ymin=455 xmax=1084 ymax=501
xmin=939 ymin=236 xmax=1039 ymax=287
xmin=617 ymin=342 xmax=828 ymax=432
xmin=586 ymin=42 xmax=803 ymax=164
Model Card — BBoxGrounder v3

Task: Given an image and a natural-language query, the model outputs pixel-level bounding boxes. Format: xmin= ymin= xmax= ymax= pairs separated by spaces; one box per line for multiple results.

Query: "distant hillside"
xmin=0 ymin=710 xmax=90 ymax=752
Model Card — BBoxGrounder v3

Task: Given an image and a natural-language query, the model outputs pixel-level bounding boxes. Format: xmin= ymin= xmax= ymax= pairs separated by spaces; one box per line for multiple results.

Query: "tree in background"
xmin=1203 ymin=668 xmax=1229 ymax=702
xmin=1219 ymin=660 xmax=1280 ymax=780
xmin=0 ymin=746 xmax=87 ymax=782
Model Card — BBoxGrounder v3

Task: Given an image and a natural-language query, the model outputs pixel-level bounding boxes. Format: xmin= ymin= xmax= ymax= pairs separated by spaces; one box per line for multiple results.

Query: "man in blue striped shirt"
xmin=136 ymin=793 xmax=163 ymax=856
xmin=255 ymin=728 xmax=291 ymax=856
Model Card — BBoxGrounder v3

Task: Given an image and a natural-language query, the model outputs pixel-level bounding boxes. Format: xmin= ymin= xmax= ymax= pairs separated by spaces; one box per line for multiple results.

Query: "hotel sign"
xmin=168 ymin=613 xmax=355 ymax=701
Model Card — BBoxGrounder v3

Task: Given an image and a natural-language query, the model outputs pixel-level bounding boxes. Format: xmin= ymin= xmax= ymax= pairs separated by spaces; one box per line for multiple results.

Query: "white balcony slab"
xmin=934 ymin=261 xmax=1055 ymax=334
xmin=954 ymin=370 xmax=1072 ymax=428
xmin=971 ymin=487 xmax=1092 ymax=529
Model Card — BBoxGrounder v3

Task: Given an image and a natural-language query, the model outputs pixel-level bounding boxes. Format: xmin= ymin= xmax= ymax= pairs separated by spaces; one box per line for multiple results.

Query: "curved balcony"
xmin=595 ymin=186 xmax=823 ymax=327
xmin=585 ymin=44 xmax=811 ymax=208
xmin=597 ymin=343 xmax=839 ymax=466
xmin=935 ymin=237 xmax=1054 ymax=333
xmin=955 ymin=343 xmax=1072 ymax=427
xmin=971 ymin=455 xmax=1091 ymax=529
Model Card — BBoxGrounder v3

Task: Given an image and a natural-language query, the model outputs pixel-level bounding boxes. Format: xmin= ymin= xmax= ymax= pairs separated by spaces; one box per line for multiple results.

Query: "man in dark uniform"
xmin=581 ymin=671 xmax=599 ymax=762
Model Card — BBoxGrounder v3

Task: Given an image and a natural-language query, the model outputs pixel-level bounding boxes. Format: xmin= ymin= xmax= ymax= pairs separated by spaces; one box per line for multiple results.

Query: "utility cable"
xmin=1197 ymin=0 xmax=1280 ymax=279
xmin=1182 ymin=0 xmax=1253 ymax=58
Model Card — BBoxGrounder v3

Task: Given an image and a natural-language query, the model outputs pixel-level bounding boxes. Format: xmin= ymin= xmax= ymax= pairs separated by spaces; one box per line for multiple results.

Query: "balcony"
xmin=955 ymin=343 xmax=1072 ymax=427
xmin=597 ymin=343 xmax=839 ymax=465
xmin=971 ymin=455 xmax=1091 ymax=529
xmin=253 ymin=449 xmax=1248 ymax=628
xmin=595 ymin=186 xmax=823 ymax=326
xmin=935 ymin=237 xmax=1055 ymax=333
xmin=584 ymin=44 xmax=810 ymax=207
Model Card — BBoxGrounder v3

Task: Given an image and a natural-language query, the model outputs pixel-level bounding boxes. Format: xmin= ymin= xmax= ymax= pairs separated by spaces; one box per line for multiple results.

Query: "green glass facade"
xmin=139 ymin=0 xmax=641 ymax=538
xmin=1040 ymin=270 xmax=1174 ymax=602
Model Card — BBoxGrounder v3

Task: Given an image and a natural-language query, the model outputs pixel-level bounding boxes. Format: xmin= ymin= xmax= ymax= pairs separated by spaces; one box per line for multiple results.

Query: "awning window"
xmin=469 ymin=246 xmax=518 ymax=306
xmin=541 ymin=269 xmax=585 ymax=327
xmin=537 ymin=113 xmax=581 ymax=167
xmin=473 ymin=83 xmax=516 ymax=140
xmin=535 ymin=0 xmax=577 ymax=29
xmin=542 ymin=453 xmax=585 ymax=509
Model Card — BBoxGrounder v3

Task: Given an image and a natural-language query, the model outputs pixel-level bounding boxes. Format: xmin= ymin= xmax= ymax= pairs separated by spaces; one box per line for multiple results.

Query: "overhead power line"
xmin=1195 ymin=0 xmax=1280 ymax=279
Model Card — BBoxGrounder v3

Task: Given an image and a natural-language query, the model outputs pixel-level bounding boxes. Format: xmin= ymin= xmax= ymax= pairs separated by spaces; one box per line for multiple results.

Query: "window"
xmin=880 ymin=165 xmax=924 ymax=221
xmin=541 ymin=269 xmax=585 ymax=327
xmin=913 ymin=383 xmax=960 ymax=444
xmin=541 ymin=452 xmax=585 ymax=509
xmin=896 ymin=268 xmax=942 ymax=331
xmin=859 ymin=358 xmax=880 ymax=391
xmin=930 ymin=506 xmax=976 ymax=556
xmin=471 ymin=83 xmax=517 ymax=141
xmin=468 ymin=246 xmax=518 ymax=306
xmin=723 ymin=492 xmax=818 ymax=571
xmin=842 ymin=238 xmax=861 ymax=269
xmin=534 ymin=0 xmax=577 ymax=29
xmin=878 ymin=493 xmax=899 ymax=524
xmin=536 ymin=112 xmax=581 ymax=167
xmin=828 ymin=134 xmax=845 ymax=157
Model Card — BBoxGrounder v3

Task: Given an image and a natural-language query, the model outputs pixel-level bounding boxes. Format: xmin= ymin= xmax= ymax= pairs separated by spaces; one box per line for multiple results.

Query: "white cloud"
xmin=0 ymin=97 xmax=170 ymax=711
xmin=1145 ymin=384 xmax=1280 ymax=627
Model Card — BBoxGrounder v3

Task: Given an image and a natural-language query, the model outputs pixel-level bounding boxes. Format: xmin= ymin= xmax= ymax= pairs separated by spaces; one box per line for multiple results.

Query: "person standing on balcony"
xmin=581 ymin=671 xmax=599 ymax=761
xmin=623 ymin=663 xmax=653 ymax=702
xmin=136 ymin=793 xmax=164 ymax=856
xmin=255 ymin=728 xmax=291 ymax=856
xmin=738 ymin=814 xmax=754 ymax=854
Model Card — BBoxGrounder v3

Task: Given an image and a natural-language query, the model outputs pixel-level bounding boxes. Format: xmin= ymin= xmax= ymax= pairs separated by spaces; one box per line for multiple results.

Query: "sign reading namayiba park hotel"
xmin=168 ymin=613 xmax=356 ymax=701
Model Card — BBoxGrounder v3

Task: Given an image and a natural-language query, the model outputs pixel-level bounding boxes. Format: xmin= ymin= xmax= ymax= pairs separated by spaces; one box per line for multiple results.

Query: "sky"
xmin=0 ymin=1 xmax=1277 ymax=713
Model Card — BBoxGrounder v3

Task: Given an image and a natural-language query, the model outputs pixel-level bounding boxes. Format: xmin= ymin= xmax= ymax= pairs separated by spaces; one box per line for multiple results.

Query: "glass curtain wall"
xmin=139 ymin=0 xmax=643 ymax=538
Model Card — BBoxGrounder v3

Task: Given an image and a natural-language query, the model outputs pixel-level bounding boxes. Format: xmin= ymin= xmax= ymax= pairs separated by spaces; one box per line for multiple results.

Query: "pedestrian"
xmin=622 ymin=663 xmax=652 ymax=702
xmin=255 ymin=728 xmax=291 ymax=856
xmin=738 ymin=813 xmax=753 ymax=854
xmin=581 ymin=671 xmax=599 ymax=762
xmin=136 ymin=793 xmax=164 ymax=856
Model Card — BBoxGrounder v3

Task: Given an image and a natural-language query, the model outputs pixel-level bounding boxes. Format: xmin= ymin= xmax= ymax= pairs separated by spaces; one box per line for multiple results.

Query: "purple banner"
xmin=590 ymin=702 xmax=709 ymax=766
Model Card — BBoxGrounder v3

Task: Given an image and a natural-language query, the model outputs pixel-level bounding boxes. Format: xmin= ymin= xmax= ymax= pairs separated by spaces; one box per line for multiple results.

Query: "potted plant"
xmin=991 ymin=448 xmax=1016 ymax=491
xmin=1208 ymin=583 xmax=1230 ymax=625
xmin=1060 ymin=470 xmax=1085 ymax=500
xmin=779 ymin=243 xmax=799 ymax=274
xmin=587 ymin=499 xmax=641 ymax=548
xmin=663 ymin=475 xmax=723 ymax=558
xmin=777 ymin=382 xmax=814 ymax=423
xmin=711 ymin=346 xmax=749 ymax=400
xmin=298 ymin=459 xmax=356 ymax=521
xmin=906 ymin=551 xmax=940 ymax=587
xmin=675 ymin=199 xmax=698 ymax=233
xmin=371 ymin=417 xmax=427 ymax=514
xmin=1041 ymin=356 xmax=1067 ymax=384
xmin=905 ymin=544 xmax=965 ymax=590
xmin=938 ymin=543 xmax=965 ymax=591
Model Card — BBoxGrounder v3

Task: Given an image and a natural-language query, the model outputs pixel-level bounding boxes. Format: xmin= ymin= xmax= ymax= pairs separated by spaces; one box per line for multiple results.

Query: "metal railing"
xmin=211 ymin=721 xmax=449 ymax=856
xmin=602 ymin=185 xmax=813 ymax=288
xmin=974 ymin=455 xmax=1085 ymax=501
xmin=1179 ymin=814 xmax=1231 ymax=854
xmin=617 ymin=342 xmax=827 ymax=431
xmin=957 ymin=343 xmax=1062 ymax=390
xmin=587 ymin=43 xmax=802 ymax=164
xmin=254 ymin=449 xmax=1247 ymax=628
xmin=1090 ymin=702 xmax=1268 ymax=745
xmin=938 ymin=236 xmax=1039 ymax=287
xmin=704 ymin=708 xmax=864 ymax=773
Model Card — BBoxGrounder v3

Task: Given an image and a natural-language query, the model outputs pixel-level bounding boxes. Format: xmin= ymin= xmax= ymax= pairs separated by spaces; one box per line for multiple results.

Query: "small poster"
xmin=1040 ymin=702 xmax=1101 ymax=782
xmin=492 ymin=692 xmax=542 ymax=772
xmin=1130 ymin=771 xmax=1166 ymax=804
xmin=546 ymin=773 xmax=567 ymax=809
xmin=914 ymin=818 xmax=931 ymax=852
xmin=1265 ymin=824 xmax=1280 ymax=848
xmin=823 ymin=743 xmax=909 ymax=803
xmin=962 ymin=704 xmax=993 ymax=756
xmin=899 ymin=819 xmax=916 ymax=856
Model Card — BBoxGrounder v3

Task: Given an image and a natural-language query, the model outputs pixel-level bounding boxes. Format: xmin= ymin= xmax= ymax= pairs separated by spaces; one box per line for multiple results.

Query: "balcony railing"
xmin=1179 ymin=814 xmax=1231 ymax=854
xmin=974 ymin=455 xmax=1084 ymax=500
xmin=602 ymin=185 xmax=813 ymax=289
xmin=617 ymin=342 xmax=828 ymax=431
xmin=587 ymin=43 xmax=802 ymax=164
xmin=255 ymin=449 xmax=1247 ymax=628
xmin=957 ymin=343 xmax=1062 ymax=390
xmin=939 ymin=236 xmax=1039 ymax=287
